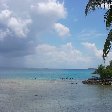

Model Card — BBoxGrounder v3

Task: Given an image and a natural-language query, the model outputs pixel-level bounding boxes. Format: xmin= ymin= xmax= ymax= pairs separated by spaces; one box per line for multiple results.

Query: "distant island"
xmin=88 ymin=68 xmax=96 ymax=70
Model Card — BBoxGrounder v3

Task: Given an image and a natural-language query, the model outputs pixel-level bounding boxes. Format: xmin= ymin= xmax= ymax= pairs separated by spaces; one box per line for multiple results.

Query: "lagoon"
xmin=0 ymin=69 xmax=111 ymax=112
xmin=0 ymin=68 xmax=94 ymax=80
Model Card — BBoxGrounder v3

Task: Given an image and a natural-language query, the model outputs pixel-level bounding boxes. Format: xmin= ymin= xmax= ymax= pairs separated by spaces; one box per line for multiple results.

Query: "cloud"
xmin=0 ymin=9 xmax=32 ymax=38
xmin=1 ymin=0 xmax=109 ymax=68
xmin=82 ymin=42 xmax=112 ymax=66
xmin=82 ymin=42 xmax=102 ymax=59
xmin=0 ymin=29 xmax=10 ymax=40
xmin=54 ymin=23 xmax=70 ymax=37
xmin=29 ymin=0 xmax=69 ymax=37
xmin=0 ymin=8 xmax=34 ymax=57
xmin=0 ymin=56 xmax=26 ymax=68
xmin=78 ymin=29 xmax=106 ymax=41
xmin=0 ymin=0 xmax=67 ymax=38
xmin=1 ymin=40 xmax=111 ymax=68
xmin=31 ymin=0 xmax=66 ymax=19
xmin=8 ymin=16 xmax=32 ymax=37
xmin=25 ymin=42 xmax=91 ymax=68
xmin=0 ymin=0 xmax=69 ymax=58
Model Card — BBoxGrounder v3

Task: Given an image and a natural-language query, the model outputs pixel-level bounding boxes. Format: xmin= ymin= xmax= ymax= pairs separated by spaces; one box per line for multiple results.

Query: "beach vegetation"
xmin=94 ymin=60 xmax=112 ymax=79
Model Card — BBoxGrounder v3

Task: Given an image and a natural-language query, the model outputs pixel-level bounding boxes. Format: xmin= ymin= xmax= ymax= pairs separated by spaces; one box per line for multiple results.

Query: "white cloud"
xmin=78 ymin=29 xmax=106 ymax=41
xmin=82 ymin=42 xmax=112 ymax=66
xmin=8 ymin=17 xmax=32 ymax=37
xmin=0 ymin=0 xmax=68 ymax=39
xmin=54 ymin=23 xmax=70 ymax=37
xmin=31 ymin=0 xmax=66 ymax=19
xmin=25 ymin=42 xmax=91 ymax=68
xmin=29 ymin=0 xmax=68 ymax=36
xmin=0 ymin=0 xmax=72 ymax=68
xmin=0 ymin=9 xmax=11 ymax=21
xmin=0 ymin=9 xmax=32 ymax=38
xmin=0 ymin=0 xmax=69 ymax=59
xmin=82 ymin=42 xmax=102 ymax=59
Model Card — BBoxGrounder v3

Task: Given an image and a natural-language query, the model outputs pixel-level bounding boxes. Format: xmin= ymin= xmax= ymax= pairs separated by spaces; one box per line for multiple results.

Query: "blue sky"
xmin=0 ymin=0 xmax=111 ymax=68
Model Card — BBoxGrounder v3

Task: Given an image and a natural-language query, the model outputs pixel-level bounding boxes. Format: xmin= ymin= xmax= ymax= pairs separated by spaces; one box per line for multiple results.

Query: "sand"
xmin=0 ymin=79 xmax=112 ymax=112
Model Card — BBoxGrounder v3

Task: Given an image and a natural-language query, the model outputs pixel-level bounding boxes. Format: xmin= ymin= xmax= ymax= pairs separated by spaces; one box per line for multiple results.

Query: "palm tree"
xmin=85 ymin=0 xmax=112 ymax=61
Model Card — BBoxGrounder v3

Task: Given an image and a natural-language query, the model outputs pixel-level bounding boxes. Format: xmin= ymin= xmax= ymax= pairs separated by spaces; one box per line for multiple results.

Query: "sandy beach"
xmin=0 ymin=79 xmax=112 ymax=112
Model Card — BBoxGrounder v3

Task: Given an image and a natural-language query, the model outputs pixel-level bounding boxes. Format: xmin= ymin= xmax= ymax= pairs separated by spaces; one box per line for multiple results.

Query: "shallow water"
xmin=0 ymin=80 xmax=112 ymax=112
xmin=0 ymin=68 xmax=95 ymax=80
xmin=0 ymin=68 xmax=111 ymax=112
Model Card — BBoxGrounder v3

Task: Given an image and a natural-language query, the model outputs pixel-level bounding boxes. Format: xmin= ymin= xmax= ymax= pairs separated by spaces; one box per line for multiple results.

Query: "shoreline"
xmin=82 ymin=77 xmax=112 ymax=85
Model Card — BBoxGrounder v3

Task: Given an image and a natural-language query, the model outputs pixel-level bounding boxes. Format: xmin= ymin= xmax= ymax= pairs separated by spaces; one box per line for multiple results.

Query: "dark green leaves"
xmin=103 ymin=29 xmax=112 ymax=60
xmin=103 ymin=5 xmax=112 ymax=60
xmin=94 ymin=61 xmax=112 ymax=79
xmin=85 ymin=0 xmax=112 ymax=60
xmin=85 ymin=0 xmax=103 ymax=15
xmin=104 ymin=5 xmax=112 ymax=28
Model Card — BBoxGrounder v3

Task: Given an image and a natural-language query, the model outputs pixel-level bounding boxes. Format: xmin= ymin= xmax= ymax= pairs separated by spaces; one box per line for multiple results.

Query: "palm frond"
xmin=85 ymin=0 xmax=112 ymax=60
xmin=104 ymin=5 xmax=112 ymax=28
xmin=103 ymin=29 xmax=112 ymax=60
xmin=85 ymin=0 xmax=112 ymax=15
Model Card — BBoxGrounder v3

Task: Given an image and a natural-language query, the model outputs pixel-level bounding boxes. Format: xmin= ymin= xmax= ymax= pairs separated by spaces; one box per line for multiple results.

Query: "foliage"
xmin=85 ymin=0 xmax=112 ymax=60
xmin=94 ymin=60 xmax=112 ymax=79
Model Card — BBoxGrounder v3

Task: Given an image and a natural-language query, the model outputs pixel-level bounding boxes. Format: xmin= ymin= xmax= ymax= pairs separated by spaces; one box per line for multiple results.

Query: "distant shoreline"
xmin=0 ymin=67 xmax=95 ymax=70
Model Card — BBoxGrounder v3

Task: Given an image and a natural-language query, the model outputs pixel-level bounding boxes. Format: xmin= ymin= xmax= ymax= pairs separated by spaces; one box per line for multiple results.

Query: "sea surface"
xmin=0 ymin=68 xmax=95 ymax=80
xmin=1 ymin=68 xmax=112 ymax=112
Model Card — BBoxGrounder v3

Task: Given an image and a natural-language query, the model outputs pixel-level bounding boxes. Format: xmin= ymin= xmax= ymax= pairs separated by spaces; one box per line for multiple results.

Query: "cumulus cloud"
xmin=82 ymin=42 xmax=112 ymax=66
xmin=25 ymin=43 xmax=91 ymax=68
xmin=0 ymin=9 xmax=32 ymax=38
xmin=0 ymin=0 xmax=69 ymax=58
xmin=31 ymin=0 xmax=66 ymax=19
xmin=82 ymin=42 xmax=102 ymax=59
xmin=1 ymin=0 xmax=107 ymax=69
xmin=0 ymin=39 xmax=110 ymax=68
xmin=0 ymin=0 xmax=73 ymax=68
xmin=54 ymin=23 xmax=70 ymax=37
xmin=8 ymin=16 xmax=32 ymax=37
xmin=25 ymin=42 xmax=112 ymax=68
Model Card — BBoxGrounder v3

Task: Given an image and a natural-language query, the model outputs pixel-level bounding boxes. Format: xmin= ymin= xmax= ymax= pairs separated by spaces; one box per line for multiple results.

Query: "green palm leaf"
xmin=85 ymin=0 xmax=112 ymax=15
xmin=103 ymin=29 xmax=112 ymax=60
xmin=104 ymin=5 xmax=112 ymax=28
xmin=85 ymin=0 xmax=112 ymax=60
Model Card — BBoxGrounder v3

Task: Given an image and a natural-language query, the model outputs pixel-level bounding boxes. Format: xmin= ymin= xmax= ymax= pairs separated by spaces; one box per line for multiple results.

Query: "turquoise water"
xmin=0 ymin=68 xmax=95 ymax=80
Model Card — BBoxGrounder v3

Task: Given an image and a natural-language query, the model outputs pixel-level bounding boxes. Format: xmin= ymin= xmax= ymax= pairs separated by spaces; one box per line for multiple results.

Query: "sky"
xmin=0 ymin=0 xmax=111 ymax=69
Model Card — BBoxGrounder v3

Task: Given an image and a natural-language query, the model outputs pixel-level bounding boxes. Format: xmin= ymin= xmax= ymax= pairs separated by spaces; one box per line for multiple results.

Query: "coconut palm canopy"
xmin=85 ymin=0 xmax=112 ymax=60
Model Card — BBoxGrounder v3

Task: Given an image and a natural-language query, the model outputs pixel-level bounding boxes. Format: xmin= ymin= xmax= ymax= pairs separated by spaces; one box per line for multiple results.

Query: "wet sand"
xmin=0 ymin=79 xmax=112 ymax=112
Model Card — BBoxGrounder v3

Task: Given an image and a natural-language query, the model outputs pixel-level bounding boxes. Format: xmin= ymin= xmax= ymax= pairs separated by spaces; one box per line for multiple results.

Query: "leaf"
xmin=85 ymin=0 xmax=112 ymax=15
xmin=104 ymin=5 xmax=112 ymax=28
xmin=103 ymin=29 xmax=112 ymax=60
xmin=85 ymin=0 xmax=112 ymax=60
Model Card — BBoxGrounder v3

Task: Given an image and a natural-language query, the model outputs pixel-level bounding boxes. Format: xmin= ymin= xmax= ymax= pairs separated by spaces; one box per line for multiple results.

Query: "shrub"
xmin=94 ymin=62 xmax=112 ymax=79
